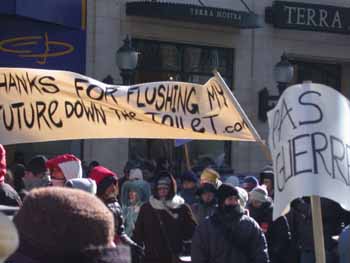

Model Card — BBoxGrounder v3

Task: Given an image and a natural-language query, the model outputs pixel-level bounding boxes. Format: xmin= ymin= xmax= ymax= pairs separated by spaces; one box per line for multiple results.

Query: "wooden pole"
xmin=310 ymin=196 xmax=326 ymax=263
xmin=184 ymin=144 xmax=191 ymax=171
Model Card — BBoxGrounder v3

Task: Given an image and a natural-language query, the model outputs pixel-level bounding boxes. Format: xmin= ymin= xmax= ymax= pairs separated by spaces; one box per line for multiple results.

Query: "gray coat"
xmin=191 ymin=214 xmax=269 ymax=263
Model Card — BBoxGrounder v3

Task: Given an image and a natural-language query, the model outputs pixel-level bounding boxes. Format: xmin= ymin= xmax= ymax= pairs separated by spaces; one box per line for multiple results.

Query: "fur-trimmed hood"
xmin=149 ymin=195 xmax=185 ymax=210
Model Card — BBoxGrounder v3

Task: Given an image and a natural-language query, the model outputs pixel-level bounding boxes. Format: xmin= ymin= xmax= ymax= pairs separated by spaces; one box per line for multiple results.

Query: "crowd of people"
xmin=0 ymin=144 xmax=349 ymax=263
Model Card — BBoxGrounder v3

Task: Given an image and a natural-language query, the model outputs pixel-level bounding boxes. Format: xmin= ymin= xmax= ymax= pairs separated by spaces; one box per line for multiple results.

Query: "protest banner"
xmin=267 ymin=82 xmax=350 ymax=219
xmin=267 ymin=82 xmax=350 ymax=263
xmin=0 ymin=68 xmax=261 ymax=146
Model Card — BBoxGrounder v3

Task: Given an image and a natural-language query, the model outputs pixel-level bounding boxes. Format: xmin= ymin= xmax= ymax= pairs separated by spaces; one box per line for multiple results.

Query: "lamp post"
xmin=116 ymin=36 xmax=139 ymax=85
xmin=274 ymin=53 xmax=294 ymax=95
xmin=258 ymin=53 xmax=294 ymax=121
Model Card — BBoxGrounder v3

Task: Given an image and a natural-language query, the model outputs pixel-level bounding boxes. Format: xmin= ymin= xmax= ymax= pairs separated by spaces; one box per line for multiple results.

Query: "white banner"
xmin=0 ymin=68 xmax=260 ymax=145
xmin=268 ymin=82 xmax=350 ymax=219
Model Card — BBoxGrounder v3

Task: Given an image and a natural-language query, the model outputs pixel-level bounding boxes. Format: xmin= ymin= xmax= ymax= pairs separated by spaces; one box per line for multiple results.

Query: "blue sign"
xmin=175 ymin=139 xmax=192 ymax=147
xmin=0 ymin=16 xmax=86 ymax=74
xmin=0 ymin=0 xmax=86 ymax=29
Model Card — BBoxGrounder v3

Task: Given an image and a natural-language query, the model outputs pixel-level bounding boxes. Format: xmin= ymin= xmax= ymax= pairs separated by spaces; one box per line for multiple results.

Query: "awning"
xmin=126 ymin=1 xmax=262 ymax=29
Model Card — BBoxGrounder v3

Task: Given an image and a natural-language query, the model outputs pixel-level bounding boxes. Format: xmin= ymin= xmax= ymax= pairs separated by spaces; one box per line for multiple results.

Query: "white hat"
xmin=129 ymin=168 xmax=143 ymax=180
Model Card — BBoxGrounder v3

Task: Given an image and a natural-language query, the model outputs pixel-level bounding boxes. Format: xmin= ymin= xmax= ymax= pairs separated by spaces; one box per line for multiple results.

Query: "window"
xmin=291 ymin=60 xmax=341 ymax=91
xmin=129 ymin=39 xmax=234 ymax=175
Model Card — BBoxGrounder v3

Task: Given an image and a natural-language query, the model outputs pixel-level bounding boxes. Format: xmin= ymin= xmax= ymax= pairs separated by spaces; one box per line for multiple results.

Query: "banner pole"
xmin=184 ymin=144 xmax=191 ymax=171
xmin=310 ymin=196 xmax=326 ymax=263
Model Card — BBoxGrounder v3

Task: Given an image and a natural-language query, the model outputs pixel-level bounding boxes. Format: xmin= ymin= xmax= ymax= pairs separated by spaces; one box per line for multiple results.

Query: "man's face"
xmin=23 ymin=171 xmax=50 ymax=190
xmin=201 ymin=192 xmax=214 ymax=204
xmin=51 ymin=167 xmax=66 ymax=186
xmin=263 ymin=178 xmax=273 ymax=193
xmin=251 ymin=199 xmax=262 ymax=208
xmin=24 ymin=171 xmax=35 ymax=180
xmin=243 ymin=183 xmax=255 ymax=192
xmin=103 ymin=180 xmax=119 ymax=200
xmin=157 ymin=186 xmax=169 ymax=200
xmin=224 ymin=196 xmax=239 ymax=206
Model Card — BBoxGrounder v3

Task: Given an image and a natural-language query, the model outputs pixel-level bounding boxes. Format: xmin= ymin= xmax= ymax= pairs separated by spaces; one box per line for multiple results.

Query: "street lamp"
xmin=274 ymin=53 xmax=294 ymax=95
xmin=116 ymin=36 xmax=139 ymax=85
xmin=258 ymin=53 xmax=294 ymax=121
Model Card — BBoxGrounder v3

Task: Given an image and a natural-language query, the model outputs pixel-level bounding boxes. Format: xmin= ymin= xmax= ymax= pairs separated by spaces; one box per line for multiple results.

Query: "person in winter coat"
xmin=191 ymin=183 xmax=217 ymax=223
xmin=23 ymin=155 xmax=51 ymax=192
xmin=259 ymin=165 xmax=274 ymax=199
xmin=89 ymin=166 xmax=143 ymax=256
xmin=179 ymin=170 xmax=198 ymax=205
xmin=0 ymin=144 xmax=22 ymax=207
xmin=288 ymin=197 xmax=344 ymax=263
xmin=132 ymin=170 xmax=197 ymax=263
xmin=338 ymin=225 xmax=350 ymax=263
xmin=191 ymin=183 xmax=269 ymax=263
xmin=248 ymin=186 xmax=290 ymax=263
xmin=120 ymin=180 xmax=151 ymax=236
xmin=46 ymin=154 xmax=83 ymax=186
xmin=7 ymin=187 xmax=130 ymax=263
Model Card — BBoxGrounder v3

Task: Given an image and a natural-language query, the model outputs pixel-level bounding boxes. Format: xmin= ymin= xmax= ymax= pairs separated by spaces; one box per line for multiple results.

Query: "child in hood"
xmin=120 ymin=180 xmax=151 ymax=236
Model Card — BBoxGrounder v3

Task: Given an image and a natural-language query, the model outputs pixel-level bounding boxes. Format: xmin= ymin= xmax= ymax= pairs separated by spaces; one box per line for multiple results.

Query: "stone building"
xmin=2 ymin=0 xmax=350 ymax=175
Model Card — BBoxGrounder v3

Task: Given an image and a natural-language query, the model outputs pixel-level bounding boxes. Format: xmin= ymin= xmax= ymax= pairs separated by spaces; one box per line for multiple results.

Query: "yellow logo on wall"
xmin=0 ymin=32 xmax=74 ymax=65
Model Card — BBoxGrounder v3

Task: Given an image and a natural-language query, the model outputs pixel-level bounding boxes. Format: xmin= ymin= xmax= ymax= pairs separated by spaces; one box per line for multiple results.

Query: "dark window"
xmin=129 ymin=39 xmax=234 ymax=176
xmin=291 ymin=60 xmax=341 ymax=91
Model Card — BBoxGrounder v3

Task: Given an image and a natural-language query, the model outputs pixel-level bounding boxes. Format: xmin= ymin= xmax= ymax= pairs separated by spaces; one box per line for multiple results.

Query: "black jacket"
xmin=191 ymin=212 xmax=269 ymax=263
xmin=105 ymin=198 xmax=137 ymax=247
xmin=0 ymin=182 xmax=22 ymax=208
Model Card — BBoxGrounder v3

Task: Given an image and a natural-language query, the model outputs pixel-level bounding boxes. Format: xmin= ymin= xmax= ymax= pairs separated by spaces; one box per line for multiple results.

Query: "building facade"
xmin=2 ymin=0 xmax=350 ymax=175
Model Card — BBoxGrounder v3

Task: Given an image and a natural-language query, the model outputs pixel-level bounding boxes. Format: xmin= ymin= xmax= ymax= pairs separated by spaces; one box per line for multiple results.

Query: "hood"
xmin=65 ymin=178 xmax=97 ymax=195
xmin=46 ymin=154 xmax=82 ymax=180
xmin=120 ymin=180 xmax=151 ymax=207
xmin=153 ymin=171 xmax=177 ymax=200
xmin=0 ymin=145 xmax=6 ymax=183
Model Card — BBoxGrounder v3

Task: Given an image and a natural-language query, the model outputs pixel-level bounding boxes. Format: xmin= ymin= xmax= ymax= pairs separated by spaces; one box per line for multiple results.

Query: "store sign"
xmin=126 ymin=1 xmax=261 ymax=29
xmin=0 ymin=68 xmax=260 ymax=145
xmin=267 ymin=83 xmax=350 ymax=219
xmin=0 ymin=0 xmax=86 ymax=73
xmin=266 ymin=1 xmax=350 ymax=34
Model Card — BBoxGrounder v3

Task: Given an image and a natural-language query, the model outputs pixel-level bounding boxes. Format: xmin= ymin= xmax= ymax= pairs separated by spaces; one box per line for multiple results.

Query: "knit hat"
xmin=250 ymin=185 xmax=270 ymax=203
xmin=13 ymin=187 xmax=114 ymax=261
xmin=65 ymin=178 xmax=97 ymax=195
xmin=216 ymin=183 xmax=239 ymax=206
xmin=157 ymin=177 xmax=171 ymax=188
xmin=0 ymin=145 xmax=6 ymax=183
xmin=260 ymin=165 xmax=274 ymax=183
xmin=225 ymin=176 xmax=240 ymax=187
xmin=46 ymin=154 xmax=82 ymax=181
xmin=129 ymin=168 xmax=143 ymax=180
xmin=236 ymin=186 xmax=248 ymax=208
xmin=0 ymin=212 xmax=19 ymax=262
xmin=26 ymin=155 xmax=48 ymax=175
xmin=242 ymin=176 xmax=259 ymax=192
xmin=200 ymin=168 xmax=220 ymax=187
xmin=89 ymin=166 xmax=118 ymax=196
xmin=181 ymin=171 xmax=198 ymax=183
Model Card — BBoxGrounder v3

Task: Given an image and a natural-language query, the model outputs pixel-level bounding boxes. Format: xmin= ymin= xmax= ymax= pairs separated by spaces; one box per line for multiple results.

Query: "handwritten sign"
xmin=0 ymin=68 xmax=258 ymax=145
xmin=267 ymin=82 xmax=350 ymax=219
